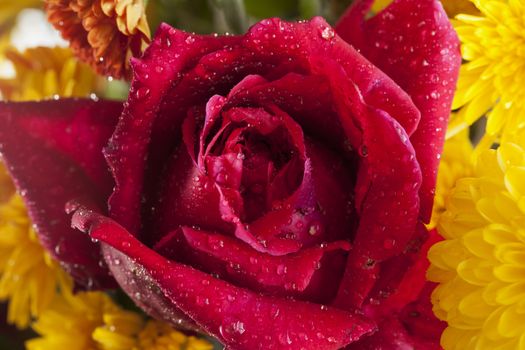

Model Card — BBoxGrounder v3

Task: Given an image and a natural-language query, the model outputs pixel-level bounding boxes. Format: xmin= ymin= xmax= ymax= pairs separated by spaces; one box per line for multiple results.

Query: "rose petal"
xmin=345 ymin=316 xmax=440 ymax=350
xmin=0 ymin=99 xmax=121 ymax=288
xmin=106 ymin=24 xmax=241 ymax=235
xmin=243 ymin=17 xmax=420 ymax=140
xmin=148 ymin=143 xmax=233 ymax=246
xmin=399 ymin=282 xmax=446 ymax=345
xmin=346 ymin=281 xmax=445 ymax=349
xmin=336 ymin=0 xmax=461 ymax=222
xmin=154 ymin=226 xmax=350 ymax=302
xmin=316 ymin=63 xmax=421 ymax=310
xmin=226 ymin=73 xmax=352 ymax=154
xmin=365 ymin=225 xmax=439 ymax=318
xmin=72 ymin=208 xmax=376 ymax=350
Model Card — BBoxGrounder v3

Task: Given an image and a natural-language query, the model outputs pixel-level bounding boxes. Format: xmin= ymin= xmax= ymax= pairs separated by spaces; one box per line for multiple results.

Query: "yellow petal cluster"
xmin=0 ymin=46 xmax=97 ymax=101
xmin=26 ymin=291 xmax=213 ymax=350
xmin=428 ymin=127 xmax=525 ymax=349
xmin=452 ymin=0 xmax=525 ymax=137
xmin=429 ymin=128 xmax=474 ymax=228
xmin=0 ymin=180 xmax=72 ymax=329
xmin=371 ymin=0 xmax=479 ymax=17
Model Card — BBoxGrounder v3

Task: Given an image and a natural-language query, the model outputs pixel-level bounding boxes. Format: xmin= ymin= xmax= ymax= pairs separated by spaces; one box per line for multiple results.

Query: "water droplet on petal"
xmin=321 ymin=27 xmax=335 ymax=40
xmin=276 ymin=264 xmax=287 ymax=275
xmin=135 ymin=87 xmax=150 ymax=99
xmin=278 ymin=331 xmax=293 ymax=345
xmin=359 ymin=145 xmax=368 ymax=157
xmin=383 ymin=238 xmax=396 ymax=249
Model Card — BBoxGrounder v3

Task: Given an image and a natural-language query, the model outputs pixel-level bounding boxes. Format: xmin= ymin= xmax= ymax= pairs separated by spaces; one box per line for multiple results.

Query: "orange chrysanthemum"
xmin=45 ymin=0 xmax=150 ymax=79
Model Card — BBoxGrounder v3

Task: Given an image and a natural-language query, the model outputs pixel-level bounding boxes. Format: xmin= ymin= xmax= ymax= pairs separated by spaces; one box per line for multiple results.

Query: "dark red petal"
xmin=400 ymin=282 xmax=446 ymax=345
xmin=154 ymin=226 xmax=350 ymax=302
xmin=72 ymin=208 xmax=376 ymax=350
xmin=345 ymin=316 xmax=440 ymax=350
xmin=321 ymin=66 xmax=421 ymax=310
xmin=106 ymin=24 xmax=240 ymax=235
xmin=364 ymin=225 xmax=438 ymax=318
xmin=336 ymin=0 xmax=461 ymax=222
xmin=148 ymin=143 xmax=233 ymax=246
xmin=346 ymin=281 xmax=444 ymax=349
xmin=0 ymin=99 xmax=121 ymax=288
xmin=99 ymin=244 xmax=200 ymax=332
xmin=225 ymin=73 xmax=351 ymax=154
xmin=243 ymin=17 xmax=420 ymax=139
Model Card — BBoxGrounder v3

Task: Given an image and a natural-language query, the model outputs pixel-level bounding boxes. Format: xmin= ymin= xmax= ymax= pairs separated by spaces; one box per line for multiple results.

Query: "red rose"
xmin=0 ymin=0 xmax=459 ymax=348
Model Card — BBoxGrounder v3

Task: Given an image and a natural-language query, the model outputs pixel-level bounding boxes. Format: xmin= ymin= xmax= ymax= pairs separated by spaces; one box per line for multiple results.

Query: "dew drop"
xmin=383 ymin=238 xmax=396 ymax=249
xmin=196 ymin=296 xmax=210 ymax=305
xmin=232 ymin=320 xmax=246 ymax=334
xmin=135 ymin=87 xmax=150 ymax=100
xmin=308 ymin=223 xmax=321 ymax=236
xmin=321 ymin=27 xmax=335 ymax=40
xmin=216 ymin=171 xmax=228 ymax=184
xmin=359 ymin=145 xmax=368 ymax=157
xmin=276 ymin=264 xmax=287 ymax=275
xmin=278 ymin=331 xmax=293 ymax=345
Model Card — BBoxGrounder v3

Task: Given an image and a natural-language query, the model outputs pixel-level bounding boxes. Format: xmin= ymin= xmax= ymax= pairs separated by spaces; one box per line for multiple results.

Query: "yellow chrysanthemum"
xmin=0 ymin=46 xmax=98 ymax=101
xmin=371 ymin=0 xmax=478 ymax=17
xmin=427 ymin=127 xmax=525 ymax=349
xmin=0 ymin=186 xmax=73 ymax=329
xmin=451 ymin=0 xmax=525 ymax=137
xmin=26 ymin=291 xmax=213 ymax=350
xmin=441 ymin=0 xmax=480 ymax=17
xmin=429 ymin=127 xmax=474 ymax=228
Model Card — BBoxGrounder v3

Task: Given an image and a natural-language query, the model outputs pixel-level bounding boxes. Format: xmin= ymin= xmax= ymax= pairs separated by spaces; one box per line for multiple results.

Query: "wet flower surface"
xmin=0 ymin=0 xmax=460 ymax=348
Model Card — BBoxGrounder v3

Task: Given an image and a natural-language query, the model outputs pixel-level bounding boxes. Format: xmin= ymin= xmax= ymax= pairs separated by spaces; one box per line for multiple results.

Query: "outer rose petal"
xmin=345 ymin=316 xmax=439 ymax=350
xmin=154 ymin=227 xmax=350 ymax=302
xmin=336 ymin=0 xmax=461 ymax=222
xmin=0 ymin=100 xmax=121 ymax=288
xmin=106 ymin=24 xmax=241 ymax=235
xmin=72 ymin=208 xmax=376 ymax=350
xmin=318 ymin=61 xmax=422 ymax=310
xmin=347 ymin=284 xmax=445 ymax=350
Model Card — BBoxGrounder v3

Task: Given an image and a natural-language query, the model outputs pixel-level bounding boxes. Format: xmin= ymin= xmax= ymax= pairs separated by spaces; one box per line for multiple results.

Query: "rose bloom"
xmin=0 ymin=0 xmax=459 ymax=348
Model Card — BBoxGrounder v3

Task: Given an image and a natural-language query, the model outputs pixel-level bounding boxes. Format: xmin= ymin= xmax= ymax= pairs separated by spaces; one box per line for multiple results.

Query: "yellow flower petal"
xmin=429 ymin=128 xmax=525 ymax=349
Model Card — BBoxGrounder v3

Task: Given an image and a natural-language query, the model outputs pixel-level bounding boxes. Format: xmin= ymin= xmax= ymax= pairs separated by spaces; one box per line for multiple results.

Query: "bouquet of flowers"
xmin=0 ymin=0 xmax=521 ymax=349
